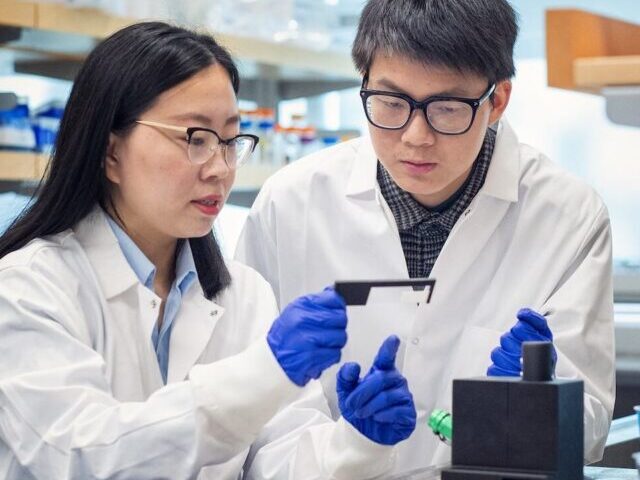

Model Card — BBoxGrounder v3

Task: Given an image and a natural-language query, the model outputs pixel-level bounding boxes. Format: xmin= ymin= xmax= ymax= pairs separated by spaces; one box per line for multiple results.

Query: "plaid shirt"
xmin=377 ymin=128 xmax=496 ymax=278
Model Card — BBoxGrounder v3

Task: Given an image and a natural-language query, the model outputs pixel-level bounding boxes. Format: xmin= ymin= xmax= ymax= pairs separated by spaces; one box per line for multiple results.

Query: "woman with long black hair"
xmin=0 ymin=22 xmax=415 ymax=479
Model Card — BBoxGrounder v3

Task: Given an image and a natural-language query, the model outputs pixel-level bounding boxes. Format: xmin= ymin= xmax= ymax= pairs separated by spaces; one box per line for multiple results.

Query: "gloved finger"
xmin=487 ymin=363 xmax=520 ymax=377
xmin=499 ymin=332 xmax=521 ymax=355
xmin=304 ymin=309 xmax=348 ymax=329
xmin=511 ymin=321 xmax=551 ymax=343
xmin=373 ymin=335 xmax=400 ymax=371
xmin=372 ymin=405 xmax=417 ymax=424
xmin=490 ymin=346 xmax=521 ymax=372
xmin=306 ymin=328 xmax=348 ymax=348
xmin=346 ymin=370 xmax=406 ymax=411
xmin=337 ymin=362 xmax=361 ymax=399
xmin=516 ymin=308 xmax=553 ymax=339
xmin=304 ymin=287 xmax=347 ymax=310
xmin=354 ymin=388 xmax=413 ymax=418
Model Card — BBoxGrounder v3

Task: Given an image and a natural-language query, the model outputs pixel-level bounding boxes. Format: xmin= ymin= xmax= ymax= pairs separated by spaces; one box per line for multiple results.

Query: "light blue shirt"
xmin=106 ymin=216 xmax=197 ymax=384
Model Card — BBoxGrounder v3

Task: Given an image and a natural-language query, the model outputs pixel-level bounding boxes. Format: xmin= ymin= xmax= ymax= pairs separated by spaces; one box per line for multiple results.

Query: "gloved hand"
xmin=337 ymin=335 xmax=416 ymax=446
xmin=267 ymin=287 xmax=347 ymax=387
xmin=487 ymin=308 xmax=557 ymax=377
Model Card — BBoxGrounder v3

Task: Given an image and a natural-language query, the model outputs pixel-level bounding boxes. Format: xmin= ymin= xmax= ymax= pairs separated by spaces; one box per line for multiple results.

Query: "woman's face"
xmin=105 ymin=64 xmax=239 ymax=242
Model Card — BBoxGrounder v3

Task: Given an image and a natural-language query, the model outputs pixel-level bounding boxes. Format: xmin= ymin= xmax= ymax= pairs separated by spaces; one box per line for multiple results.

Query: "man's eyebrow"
xmin=374 ymin=78 xmax=473 ymax=98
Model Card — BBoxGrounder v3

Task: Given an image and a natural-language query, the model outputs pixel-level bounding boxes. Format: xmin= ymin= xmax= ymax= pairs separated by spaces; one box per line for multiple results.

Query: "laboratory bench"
xmin=386 ymin=466 xmax=637 ymax=480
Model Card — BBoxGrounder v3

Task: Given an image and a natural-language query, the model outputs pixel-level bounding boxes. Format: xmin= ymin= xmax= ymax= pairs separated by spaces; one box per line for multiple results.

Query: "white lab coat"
xmin=0 ymin=207 xmax=396 ymax=480
xmin=235 ymin=120 xmax=615 ymax=472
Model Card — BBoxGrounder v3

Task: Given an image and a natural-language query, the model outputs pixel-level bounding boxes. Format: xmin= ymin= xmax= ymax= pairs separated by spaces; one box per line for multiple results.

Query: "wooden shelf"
xmin=546 ymin=9 xmax=640 ymax=93
xmin=0 ymin=0 xmax=358 ymax=80
xmin=574 ymin=55 xmax=640 ymax=89
xmin=0 ymin=150 xmax=278 ymax=188
xmin=0 ymin=150 xmax=46 ymax=181
xmin=0 ymin=0 xmax=36 ymax=28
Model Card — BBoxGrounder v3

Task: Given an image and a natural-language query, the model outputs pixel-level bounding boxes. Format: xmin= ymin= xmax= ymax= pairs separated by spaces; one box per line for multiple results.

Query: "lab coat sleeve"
xmin=541 ymin=204 xmax=615 ymax=464
xmin=0 ymin=265 xmax=300 ymax=479
xmin=243 ymin=381 xmax=396 ymax=480
xmin=235 ymin=182 xmax=283 ymax=307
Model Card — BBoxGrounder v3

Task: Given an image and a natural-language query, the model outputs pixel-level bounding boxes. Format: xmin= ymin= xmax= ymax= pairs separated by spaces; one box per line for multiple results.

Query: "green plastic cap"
xmin=428 ymin=408 xmax=452 ymax=443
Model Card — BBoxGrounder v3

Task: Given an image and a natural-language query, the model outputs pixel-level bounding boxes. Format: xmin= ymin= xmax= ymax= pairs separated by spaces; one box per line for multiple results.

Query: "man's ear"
xmin=488 ymin=80 xmax=512 ymax=125
xmin=105 ymin=133 xmax=122 ymax=184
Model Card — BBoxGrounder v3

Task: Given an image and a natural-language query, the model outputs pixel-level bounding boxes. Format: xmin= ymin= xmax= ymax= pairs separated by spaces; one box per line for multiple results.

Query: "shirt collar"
xmin=106 ymin=215 xmax=197 ymax=294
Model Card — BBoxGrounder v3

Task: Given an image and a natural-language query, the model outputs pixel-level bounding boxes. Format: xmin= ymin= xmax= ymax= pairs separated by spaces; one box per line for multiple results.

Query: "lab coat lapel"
xmin=429 ymin=120 xmax=521 ymax=298
xmin=167 ymin=286 xmax=224 ymax=383
xmin=344 ymin=137 xmax=409 ymax=280
xmin=73 ymin=207 xmax=140 ymax=299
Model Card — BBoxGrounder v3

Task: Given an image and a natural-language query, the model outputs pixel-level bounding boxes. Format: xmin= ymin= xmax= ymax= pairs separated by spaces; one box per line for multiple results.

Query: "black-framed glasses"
xmin=135 ymin=120 xmax=259 ymax=168
xmin=360 ymin=79 xmax=496 ymax=135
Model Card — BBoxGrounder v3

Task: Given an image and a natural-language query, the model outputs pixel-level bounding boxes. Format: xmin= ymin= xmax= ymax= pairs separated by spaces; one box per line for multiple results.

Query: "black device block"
xmin=441 ymin=467 xmax=552 ymax=479
xmin=447 ymin=376 xmax=583 ymax=480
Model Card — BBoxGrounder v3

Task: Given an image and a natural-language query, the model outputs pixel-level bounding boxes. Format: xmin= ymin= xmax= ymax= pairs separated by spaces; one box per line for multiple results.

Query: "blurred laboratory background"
xmin=0 ymin=0 xmax=639 ymax=465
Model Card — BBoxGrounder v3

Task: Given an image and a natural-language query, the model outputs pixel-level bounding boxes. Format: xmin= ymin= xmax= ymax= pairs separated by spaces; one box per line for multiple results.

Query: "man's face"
xmin=365 ymin=54 xmax=511 ymax=207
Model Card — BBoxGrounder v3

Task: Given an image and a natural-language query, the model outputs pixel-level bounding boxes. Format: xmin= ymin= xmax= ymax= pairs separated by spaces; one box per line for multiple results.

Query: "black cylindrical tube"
xmin=522 ymin=341 xmax=554 ymax=381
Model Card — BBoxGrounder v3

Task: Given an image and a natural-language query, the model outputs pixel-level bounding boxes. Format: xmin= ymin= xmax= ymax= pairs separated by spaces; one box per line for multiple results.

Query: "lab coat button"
xmin=150 ymin=299 xmax=158 ymax=309
xmin=412 ymin=337 xmax=420 ymax=345
xmin=210 ymin=310 xmax=218 ymax=317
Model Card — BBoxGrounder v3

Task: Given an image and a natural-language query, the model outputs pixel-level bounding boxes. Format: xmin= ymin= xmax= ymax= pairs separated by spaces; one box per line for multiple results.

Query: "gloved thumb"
xmin=373 ymin=335 xmax=400 ymax=371
xmin=336 ymin=362 xmax=361 ymax=399
xmin=517 ymin=308 xmax=552 ymax=339
xmin=308 ymin=286 xmax=346 ymax=309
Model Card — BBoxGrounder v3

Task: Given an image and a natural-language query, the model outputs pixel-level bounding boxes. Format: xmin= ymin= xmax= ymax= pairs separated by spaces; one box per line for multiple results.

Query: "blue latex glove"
xmin=268 ymin=287 xmax=347 ymax=386
xmin=487 ymin=308 xmax=557 ymax=377
xmin=337 ymin=335 xmax=417 ymax=445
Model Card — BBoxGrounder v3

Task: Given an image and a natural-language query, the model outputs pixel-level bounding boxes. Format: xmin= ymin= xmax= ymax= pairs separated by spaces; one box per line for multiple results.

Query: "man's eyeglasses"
xmin=135 ymin=120 xmax=259 ymax=168
xmin=360 ymin=79 xmax=496 ymax=135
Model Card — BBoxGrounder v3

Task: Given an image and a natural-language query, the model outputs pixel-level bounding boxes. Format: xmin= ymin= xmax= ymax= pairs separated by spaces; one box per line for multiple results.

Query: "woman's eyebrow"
xmin=225 ymin=114 xmax=240 ymax=126
xmin=170 ymin=112 xmax=214 ymax=125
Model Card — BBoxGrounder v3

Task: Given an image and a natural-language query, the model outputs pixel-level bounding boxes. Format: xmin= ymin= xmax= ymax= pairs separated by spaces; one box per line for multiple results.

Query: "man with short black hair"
xmin=237 ymin=0 xmax=614 ymax=472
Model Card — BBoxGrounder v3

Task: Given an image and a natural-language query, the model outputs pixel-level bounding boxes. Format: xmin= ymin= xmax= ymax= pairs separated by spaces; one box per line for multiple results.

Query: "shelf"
xmin=546 ymin=9 xmax=640 ymax=93
xmin=0 ymin=0 xmax=358 ymax=81
xmin=574 ymin=55 xmax=640 ymax=89
xmin=0 ymin=1 xmax=36 ymax=29
xmin=0 ymin=150 xmax=45 ymax=180
xmin=546 ymin=9 xmax=640 ymax=128
xmin=0 ymin=150 xmax=279 ymax=189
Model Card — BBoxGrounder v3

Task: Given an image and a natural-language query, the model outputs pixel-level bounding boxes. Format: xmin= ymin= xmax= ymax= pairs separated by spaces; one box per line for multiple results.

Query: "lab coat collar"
xmin=345 ymin=136 xmax=379 ymax=199
xmin=73 ymin=206 xmax=140 ymax=299
xmin=345 ymin=119 xmax=521 ymax=204
xmin=167 ymin=287 xmax=225 ymax=383
xmin=74 ymin=207 xmax=226 ymax=382
xmin=477 ymin=119 xmax=520 ymax=203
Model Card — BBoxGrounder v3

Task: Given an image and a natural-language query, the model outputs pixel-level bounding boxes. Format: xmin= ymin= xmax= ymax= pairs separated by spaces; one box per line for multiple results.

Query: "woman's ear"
xmin=488 ymin=80 xmax=512 ymax=125
xmin=105 ymin=133 xmax=122 ymax=184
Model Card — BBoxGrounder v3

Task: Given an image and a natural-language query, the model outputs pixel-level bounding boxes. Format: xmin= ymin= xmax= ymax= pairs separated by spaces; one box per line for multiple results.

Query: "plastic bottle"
xmin=256 ymin=108 xmax=276 ymax=165
xmin=32 ymin=101 xmax=65 ymax=153
xmin=283 ymin=127 xmax=300 ymax=164
xmin=272 ymin=124 xmax=286 ymax=166
xmin=240 ymin=110 xmax=261 ymax=164
xmin=299 ymin=126 xmax=318 ymax=158
xmin=320 ymin=135 xmax=339 ymax=149
xmin=0 ymin=96 xmax=36 ymax=151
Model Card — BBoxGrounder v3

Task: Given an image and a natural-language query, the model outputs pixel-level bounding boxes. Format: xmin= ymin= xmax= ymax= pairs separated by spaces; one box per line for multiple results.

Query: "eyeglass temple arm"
xmin=136 ymin=120 xmax=187 ymax=133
